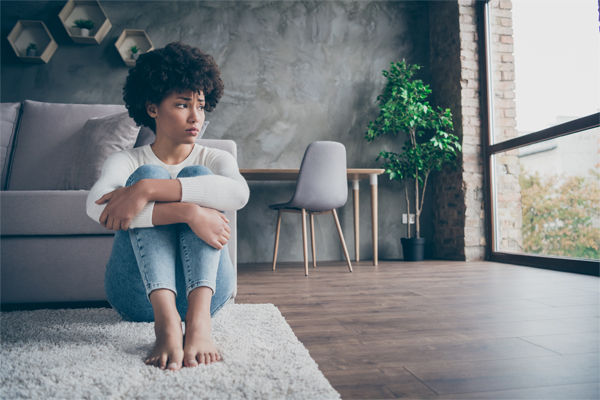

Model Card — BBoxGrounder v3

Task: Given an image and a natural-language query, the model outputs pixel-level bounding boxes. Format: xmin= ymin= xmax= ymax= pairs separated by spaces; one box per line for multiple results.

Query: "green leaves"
xmin=520 ymin=170 xmax=600 ymax=258
xmin=365 ymin=60 xmax=461 ymax=185
xmin=364 ymin=60 xmax=462 ymax=236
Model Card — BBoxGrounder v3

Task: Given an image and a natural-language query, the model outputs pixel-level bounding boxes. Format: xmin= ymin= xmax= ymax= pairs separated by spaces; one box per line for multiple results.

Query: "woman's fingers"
xmin=95 ymin=192 xmax=112 ymax=204
xmin=219 ymin=213 xmax=230 ymax=223
xmin=219 ymin=233 xmax=229 ymax=246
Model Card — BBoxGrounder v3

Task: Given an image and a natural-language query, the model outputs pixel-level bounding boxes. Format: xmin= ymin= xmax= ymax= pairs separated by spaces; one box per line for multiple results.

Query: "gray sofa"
xmin=1 ymin=100 xmax=238 ymax=306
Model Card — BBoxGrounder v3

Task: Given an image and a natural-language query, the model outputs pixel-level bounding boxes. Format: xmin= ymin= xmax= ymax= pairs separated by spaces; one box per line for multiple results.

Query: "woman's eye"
xmin=177 ymin=104 xmax=203 ymax=110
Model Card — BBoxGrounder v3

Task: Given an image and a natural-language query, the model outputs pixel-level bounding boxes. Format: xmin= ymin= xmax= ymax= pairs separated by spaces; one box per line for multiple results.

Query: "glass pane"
xmin=489 ymin=0 xmax=600 ymax=144
xmin=494 ymin=128 xmax=600 ymax=259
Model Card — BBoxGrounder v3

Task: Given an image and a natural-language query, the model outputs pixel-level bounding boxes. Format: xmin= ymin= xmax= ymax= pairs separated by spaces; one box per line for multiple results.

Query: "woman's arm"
xmin=151 ymin=202 xmax=190 ymax=225
xmin=177 ymin=149 xmax=250 ymax=211
xmin=87 ymin=152 xmax=156 ymax=229
xmin=153 ymin=202 xmax=230 ymax=249
xmin=138 ymin=178 xmax=183 ymax=203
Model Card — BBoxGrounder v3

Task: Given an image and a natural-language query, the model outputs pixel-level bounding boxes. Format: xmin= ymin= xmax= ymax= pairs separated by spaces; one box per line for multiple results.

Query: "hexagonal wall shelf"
xmin=115 ymin=29 xmax=154 ymax=67
xmin=7 ymin=20 xmax=58 ymax=64
xmin=59 ymin=0 xmax=111 ymax=44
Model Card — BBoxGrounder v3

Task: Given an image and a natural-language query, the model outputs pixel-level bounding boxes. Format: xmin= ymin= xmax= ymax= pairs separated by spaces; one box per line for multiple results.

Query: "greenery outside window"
xmin=479 ymin=0 xmax=600 ymax=275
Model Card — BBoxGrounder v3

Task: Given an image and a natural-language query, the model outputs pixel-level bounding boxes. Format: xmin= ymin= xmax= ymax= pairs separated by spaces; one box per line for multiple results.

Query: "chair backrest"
xmin=286 ymin=141 xmax=348 ymax=212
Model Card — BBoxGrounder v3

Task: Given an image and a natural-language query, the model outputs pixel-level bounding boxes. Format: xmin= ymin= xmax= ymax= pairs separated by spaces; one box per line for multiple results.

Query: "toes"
xmin=159 ymin=356 xmax=168 ymax=370
xmin=185 ymin=358 xmax=199 ymax=368
xmin=169 ymin=353 xmax=183 ymax=371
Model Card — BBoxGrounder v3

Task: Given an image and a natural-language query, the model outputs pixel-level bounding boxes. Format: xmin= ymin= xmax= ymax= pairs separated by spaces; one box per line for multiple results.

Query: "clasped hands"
xmin=95 ymin=182 xmax=230 ymax=250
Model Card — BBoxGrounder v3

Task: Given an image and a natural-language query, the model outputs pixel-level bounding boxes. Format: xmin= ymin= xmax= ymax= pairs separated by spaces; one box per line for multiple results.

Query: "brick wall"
xmin=489 ymin=0 xmax=523 ymax=253
xmin=429 ymin=0 xmax=519 ymax=261
xmin=429 ymin=1 xmax=466 ymax=260
xmin=429 ymin=0 xmax=514 ymax=261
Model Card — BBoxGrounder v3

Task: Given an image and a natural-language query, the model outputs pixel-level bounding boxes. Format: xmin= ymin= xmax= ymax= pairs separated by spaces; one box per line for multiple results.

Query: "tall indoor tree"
xmin=365 ymin=60 xmax=462 ymax=260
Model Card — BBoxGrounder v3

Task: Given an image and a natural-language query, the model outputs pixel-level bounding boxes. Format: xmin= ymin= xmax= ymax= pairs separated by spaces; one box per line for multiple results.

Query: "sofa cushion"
xmin=7 ymin=100 xmax=128 ymax=190
xmin=197 ymin=138 xmax=236 ymax=159
xmin=0 ymin=189 xmax=237 ymax=269
xmin=0 ymin=191 xmax=114 ymax=236
xmin=134 ymin=126 xmax=156 ymax=148
xmin=58 ymin=112 xmax=141 ymax=190
xmin=1 ymin=103 xmax=21 ymax=190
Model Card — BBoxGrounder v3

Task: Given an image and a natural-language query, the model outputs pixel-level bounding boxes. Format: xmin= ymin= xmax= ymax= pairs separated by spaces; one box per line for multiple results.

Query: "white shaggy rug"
xmin=1 ymin=303 xmax=340 ymax=400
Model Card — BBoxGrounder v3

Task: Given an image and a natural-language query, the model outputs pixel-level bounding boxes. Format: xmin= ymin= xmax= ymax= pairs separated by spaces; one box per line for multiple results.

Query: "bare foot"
xmin=144 ymin=317 xmax=184 ymax=371
xmin=183 ymin=313 xmax=221 ymax=367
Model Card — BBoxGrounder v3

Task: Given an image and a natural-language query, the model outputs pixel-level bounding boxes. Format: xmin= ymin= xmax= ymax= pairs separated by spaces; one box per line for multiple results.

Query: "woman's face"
xmin=147 ymin=89 xmax=205 ymax=144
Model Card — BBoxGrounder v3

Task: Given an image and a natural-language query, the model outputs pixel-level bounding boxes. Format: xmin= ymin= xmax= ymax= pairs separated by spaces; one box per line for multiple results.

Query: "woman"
xmin=86 ymin=42 xmax=249 ymax=372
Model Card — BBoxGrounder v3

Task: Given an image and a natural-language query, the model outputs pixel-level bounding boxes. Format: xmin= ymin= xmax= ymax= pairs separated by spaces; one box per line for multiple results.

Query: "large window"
xmin=481 ymin=0 xmax=600 ymax=275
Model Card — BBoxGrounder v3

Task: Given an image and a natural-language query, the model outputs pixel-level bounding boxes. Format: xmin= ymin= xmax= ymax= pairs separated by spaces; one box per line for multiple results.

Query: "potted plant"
xmin=72 ymin=19 xmax=94 ymax=36
xmin=26 ymin=43 xmax=37 ymax=57
xmin=129 ymin=45 xmax=140 ymax=60
xmin=365 ymin=60 xmax=462 ymax=261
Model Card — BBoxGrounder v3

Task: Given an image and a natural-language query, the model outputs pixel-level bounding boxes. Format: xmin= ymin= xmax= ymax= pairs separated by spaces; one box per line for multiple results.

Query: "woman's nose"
xmin=189 ymin=107 xmax=203 ymax=122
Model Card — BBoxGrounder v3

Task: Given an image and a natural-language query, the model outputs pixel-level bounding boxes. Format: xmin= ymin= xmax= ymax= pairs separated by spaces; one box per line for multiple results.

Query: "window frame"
xmin=477 ymin=0 xmax=600 ymax=276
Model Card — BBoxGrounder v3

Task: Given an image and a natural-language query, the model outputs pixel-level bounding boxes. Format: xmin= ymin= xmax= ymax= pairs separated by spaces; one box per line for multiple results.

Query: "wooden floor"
xmin=235 ymin=260 xmax=600 ymax=399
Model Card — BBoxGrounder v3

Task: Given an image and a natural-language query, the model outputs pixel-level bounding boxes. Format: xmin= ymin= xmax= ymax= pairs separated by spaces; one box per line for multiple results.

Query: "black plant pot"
xmin=401 ymin=237 xmax=426 ymax=261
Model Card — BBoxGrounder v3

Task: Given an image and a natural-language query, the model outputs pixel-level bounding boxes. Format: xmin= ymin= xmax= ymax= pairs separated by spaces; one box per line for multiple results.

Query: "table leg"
xmin=370 ymin=174 xmax=378 ymax=266
xmin=353 ymin=179 xmax=360 ymax=261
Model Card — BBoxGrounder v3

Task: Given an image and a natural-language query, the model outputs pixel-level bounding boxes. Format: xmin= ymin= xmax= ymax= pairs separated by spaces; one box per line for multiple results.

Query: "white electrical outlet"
xmin=402 ymin=214 xmax=416 ymax=224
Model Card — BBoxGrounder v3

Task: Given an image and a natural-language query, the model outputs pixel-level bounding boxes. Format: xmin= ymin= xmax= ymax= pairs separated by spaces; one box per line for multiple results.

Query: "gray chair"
xmin=270 ymin=141 xmax=353 ymax=275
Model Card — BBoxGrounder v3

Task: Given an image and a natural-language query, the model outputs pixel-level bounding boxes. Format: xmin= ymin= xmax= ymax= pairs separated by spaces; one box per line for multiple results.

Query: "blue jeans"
xmin=104 ymin=164 xmax=236 ymax=322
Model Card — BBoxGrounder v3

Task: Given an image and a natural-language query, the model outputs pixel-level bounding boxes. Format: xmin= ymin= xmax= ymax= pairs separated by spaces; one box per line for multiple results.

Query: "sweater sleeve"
xmin=177 ymin=148 xmax=250 ymax=211
xmin=86 ymin=151 xmax=155 ymax=229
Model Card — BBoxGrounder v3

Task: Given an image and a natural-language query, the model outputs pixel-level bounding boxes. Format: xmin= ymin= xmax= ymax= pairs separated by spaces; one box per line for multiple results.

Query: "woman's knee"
xmin=177 ymin=165 xmax=213 ymax=178
xmin=126 ymin=165 xmax=171 ymax=187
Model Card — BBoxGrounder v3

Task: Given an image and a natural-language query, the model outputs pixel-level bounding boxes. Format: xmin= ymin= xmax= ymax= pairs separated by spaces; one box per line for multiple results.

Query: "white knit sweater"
xmin=86 ymin=144 xmax=249 ymax=229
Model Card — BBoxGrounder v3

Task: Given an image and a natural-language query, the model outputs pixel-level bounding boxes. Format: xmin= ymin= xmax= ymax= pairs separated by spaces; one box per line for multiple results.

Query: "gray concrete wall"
xmin=1 ymin=1 xmax=435 ymax=263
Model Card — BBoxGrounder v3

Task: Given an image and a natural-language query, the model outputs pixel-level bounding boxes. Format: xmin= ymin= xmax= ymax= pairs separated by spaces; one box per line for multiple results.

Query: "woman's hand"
xmin=187 ymin=206 xmax=231 ymax=250
xmin=95 ymin=182 xmax=149 ymax=231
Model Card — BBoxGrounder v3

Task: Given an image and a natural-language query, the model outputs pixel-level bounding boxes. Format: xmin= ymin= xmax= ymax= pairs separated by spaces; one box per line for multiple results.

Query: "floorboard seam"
xmin=399 ymin=366 xmax=439 ymax=396
xmin=516 ymin=337 xmax=566 ymax=355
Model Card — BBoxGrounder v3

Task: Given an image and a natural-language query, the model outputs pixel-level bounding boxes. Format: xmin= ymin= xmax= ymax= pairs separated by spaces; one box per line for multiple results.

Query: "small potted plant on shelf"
xmin=26 ymin=43 xmax=37 ymax=57
xmin=365 ymin=60 xmax=462 ymax=261
xmin=72 ymin=19 xmax=94 ymax=36
xmin=129 ymin=45 xmax=140 ymax=60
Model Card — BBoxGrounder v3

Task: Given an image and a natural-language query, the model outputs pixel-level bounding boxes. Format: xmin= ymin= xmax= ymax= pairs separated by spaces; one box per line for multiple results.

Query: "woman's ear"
xmin=146 ymin=101 xmax=157 ymax=118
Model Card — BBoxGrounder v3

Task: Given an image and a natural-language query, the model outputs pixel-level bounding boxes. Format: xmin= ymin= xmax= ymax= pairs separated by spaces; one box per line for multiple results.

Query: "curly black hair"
xmin=122 ymin=41 xmax=224 ymax=133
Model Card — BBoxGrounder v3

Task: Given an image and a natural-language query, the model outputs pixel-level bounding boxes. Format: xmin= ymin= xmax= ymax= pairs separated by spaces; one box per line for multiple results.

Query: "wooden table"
xmin=239 ymin=168 xmax=385 ymax=265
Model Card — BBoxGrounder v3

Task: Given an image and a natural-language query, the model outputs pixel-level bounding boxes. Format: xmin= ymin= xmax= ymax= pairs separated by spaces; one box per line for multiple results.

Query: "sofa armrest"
xmin=1 ymin=190 xmax=113 ymax=236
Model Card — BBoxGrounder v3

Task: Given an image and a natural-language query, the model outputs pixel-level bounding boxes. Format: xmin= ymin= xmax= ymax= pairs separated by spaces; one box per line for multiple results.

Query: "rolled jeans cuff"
xmin=186 ymin=280 xmax=216 ymax=298
xmin=146 ymin=283 xmax=178 ymax=302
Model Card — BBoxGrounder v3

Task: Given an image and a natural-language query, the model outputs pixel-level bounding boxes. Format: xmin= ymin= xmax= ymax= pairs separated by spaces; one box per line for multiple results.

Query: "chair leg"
xmin=332 ymin=209 xmax=353 ymax=272
xmin=301 ymin=209 xmax=309 ymax=276
xmin=272 ymin=209 xmax=282 ymax=271
xmin=310 ymin=213 xmax=316 ymax=268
